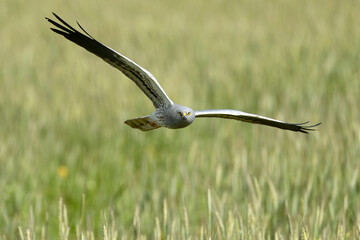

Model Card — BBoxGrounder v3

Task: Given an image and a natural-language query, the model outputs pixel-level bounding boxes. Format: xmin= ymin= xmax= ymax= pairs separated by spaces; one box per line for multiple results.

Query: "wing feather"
xmin=195 ymin=109 xmax=320 ymax=134
xmin=46 ymin=13 xmax=173 ymax=108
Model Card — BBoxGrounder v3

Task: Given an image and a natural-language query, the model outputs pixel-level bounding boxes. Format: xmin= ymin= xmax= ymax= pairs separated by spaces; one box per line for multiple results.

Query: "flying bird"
xmin=46 ymin=13 xmax=320 ymax=133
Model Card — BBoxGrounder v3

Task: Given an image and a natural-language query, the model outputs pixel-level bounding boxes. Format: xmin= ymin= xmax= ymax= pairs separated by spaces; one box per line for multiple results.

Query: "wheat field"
xmin=1 ymin=0 xmax=359 ymax=239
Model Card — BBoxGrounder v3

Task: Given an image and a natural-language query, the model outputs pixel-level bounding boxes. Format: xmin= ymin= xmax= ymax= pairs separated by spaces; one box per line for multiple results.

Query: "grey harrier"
xmin=46 ymin=13 xmax=320 ymax=133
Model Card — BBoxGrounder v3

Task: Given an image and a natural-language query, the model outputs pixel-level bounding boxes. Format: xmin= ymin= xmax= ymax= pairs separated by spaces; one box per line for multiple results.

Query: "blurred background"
xmin=0 ymin=0 xmax=359 ymax=238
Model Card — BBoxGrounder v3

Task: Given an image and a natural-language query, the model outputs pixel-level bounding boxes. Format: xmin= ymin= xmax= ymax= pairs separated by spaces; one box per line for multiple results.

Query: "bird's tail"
xmin=124 ymin=116 xmax=161 ymax=131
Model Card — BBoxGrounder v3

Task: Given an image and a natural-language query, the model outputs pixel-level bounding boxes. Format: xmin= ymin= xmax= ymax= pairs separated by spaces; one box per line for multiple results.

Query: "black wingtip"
xmin=311 ymin=122 xmax=322 ymax=127
xmin=294 ymin=121 xmax=310 ymax=126
xmin=77 ymin=21 xmax=94 ymax=39
xmin=52 ymin=12 xmax=61 ymax=20
xmin=298 ymin=122 xmax=321 ymax=134
xmin=46 ymin=12 xmax=94 ymax=40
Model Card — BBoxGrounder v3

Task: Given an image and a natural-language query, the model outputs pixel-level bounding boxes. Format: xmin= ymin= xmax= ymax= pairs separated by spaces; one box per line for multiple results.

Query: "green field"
xmin=1 ymin=0 xmax=359 ymax=239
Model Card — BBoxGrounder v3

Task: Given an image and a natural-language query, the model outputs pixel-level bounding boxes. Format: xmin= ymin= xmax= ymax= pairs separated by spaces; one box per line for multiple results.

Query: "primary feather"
xmin=46 ymin=13 xmax=173 ymax=108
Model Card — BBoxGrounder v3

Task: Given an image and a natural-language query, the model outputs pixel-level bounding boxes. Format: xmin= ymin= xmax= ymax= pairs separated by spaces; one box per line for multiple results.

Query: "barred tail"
xmin=124 ymin=116 xmax=161 ymax=131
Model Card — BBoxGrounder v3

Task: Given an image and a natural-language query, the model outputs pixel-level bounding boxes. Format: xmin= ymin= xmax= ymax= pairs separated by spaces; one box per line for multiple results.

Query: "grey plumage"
xmin=46 ymin=13 xmax=320 ymax=134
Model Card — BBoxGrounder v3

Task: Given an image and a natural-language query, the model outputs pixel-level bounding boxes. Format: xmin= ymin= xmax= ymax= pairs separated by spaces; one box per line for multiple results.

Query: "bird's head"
xmin=177 ymin=110 xmax=192 ymax=118
xmin=164 ymin=104 xmax=195 ymax=129
xmin=175 ymin=106 xmax=195 ymax=121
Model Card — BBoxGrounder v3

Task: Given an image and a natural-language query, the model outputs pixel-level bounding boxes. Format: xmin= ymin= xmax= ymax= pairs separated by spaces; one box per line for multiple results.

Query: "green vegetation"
xmin=1 ymin=0 xmax=359 ymax=239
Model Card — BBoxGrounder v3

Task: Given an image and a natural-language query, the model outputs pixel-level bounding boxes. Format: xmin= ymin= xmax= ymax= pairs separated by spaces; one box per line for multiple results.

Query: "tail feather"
xmin=124 ymin=116 xmax=161 ymax=131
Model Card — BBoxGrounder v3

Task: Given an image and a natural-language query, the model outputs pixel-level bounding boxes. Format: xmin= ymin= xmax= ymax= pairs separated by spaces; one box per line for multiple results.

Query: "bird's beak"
xmin=182 ymin=112 xmax=187 ymax=117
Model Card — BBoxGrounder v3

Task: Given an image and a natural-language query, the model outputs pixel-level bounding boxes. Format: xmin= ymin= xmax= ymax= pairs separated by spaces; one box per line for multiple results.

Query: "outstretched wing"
xmin=195 ymin=109 xmax=320 ymax=134
xmin=46 ymin=13 xmax=173 ymax=108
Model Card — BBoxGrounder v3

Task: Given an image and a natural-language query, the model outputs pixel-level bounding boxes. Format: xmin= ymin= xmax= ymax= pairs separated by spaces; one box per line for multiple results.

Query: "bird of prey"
xmin=46 ymin=13 xmax=320 ymax=133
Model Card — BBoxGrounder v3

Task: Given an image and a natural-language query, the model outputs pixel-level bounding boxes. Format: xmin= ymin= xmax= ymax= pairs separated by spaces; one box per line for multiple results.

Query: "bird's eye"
xmin=177 ymin=112 xmax=182 ymax=116
xmin=187 ymin=112 xmax=191 ymax=115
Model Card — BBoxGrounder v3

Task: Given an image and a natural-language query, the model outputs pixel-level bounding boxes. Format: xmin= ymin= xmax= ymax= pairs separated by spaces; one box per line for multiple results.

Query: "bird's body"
xmin=46 ymin=13 xmax=320 ymax=134
xmin=124 ymin=104 xmax=195 ymax=131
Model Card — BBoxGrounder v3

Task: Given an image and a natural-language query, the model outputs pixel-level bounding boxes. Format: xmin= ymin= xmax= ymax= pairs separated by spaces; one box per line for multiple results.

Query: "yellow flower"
xmin=57 ymin=165 xmax=68 ymax=178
